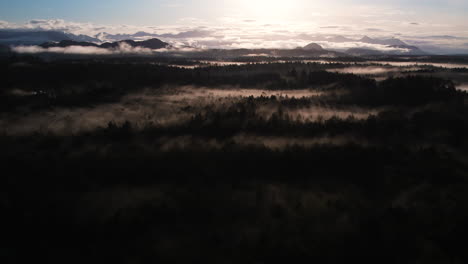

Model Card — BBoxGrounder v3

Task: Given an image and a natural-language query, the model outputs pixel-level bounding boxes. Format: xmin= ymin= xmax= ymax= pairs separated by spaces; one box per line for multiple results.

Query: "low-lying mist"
xmin=12 ymin=42 xmax=164 ymax=55
xmin=456 ymin=84 xmax=468 ymax=91
xmin=327 ymin=66 xmax=422 ymax=75
xmin=0 ymin=86 xmax=379 ymax=136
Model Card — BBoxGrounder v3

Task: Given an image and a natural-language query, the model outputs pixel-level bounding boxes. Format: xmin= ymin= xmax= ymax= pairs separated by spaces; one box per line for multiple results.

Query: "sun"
xmin=236 ymin=0 xmax=299 ymax=20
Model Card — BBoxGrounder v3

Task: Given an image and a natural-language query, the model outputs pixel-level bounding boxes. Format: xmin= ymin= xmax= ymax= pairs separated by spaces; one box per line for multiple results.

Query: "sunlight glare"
xmin=237 ymin=0 xmax=302 ymax=20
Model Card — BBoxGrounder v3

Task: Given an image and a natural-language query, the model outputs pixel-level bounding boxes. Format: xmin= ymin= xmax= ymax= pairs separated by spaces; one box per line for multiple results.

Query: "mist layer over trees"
xmin=2 ymin=54 xmax=468 ymax=263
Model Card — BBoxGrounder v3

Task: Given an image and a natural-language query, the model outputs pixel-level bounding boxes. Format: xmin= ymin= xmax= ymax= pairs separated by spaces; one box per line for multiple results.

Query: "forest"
xmin=2 ymin=54 xmax=468 ymax=263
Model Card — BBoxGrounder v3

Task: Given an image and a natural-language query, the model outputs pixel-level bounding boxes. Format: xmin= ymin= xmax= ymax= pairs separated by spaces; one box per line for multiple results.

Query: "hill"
xmin=0 ymin=30 xmax=100 ymax=45
xmin=303 ymin=43 xmax=324 ymax=51
xmin=40 ymin=38 xmax=170 ymax=50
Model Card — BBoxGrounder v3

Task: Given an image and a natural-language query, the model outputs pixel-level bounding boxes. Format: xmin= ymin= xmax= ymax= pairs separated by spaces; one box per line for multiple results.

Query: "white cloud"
xmin=13 ymin=45 xmax=112 ymax=55
xmin=1 ymin=17 xmax=468 ymax=53
xmin=0 ymin=20 xmax=14 ymax=28
xmin=314 ymin=41 xmax=411 ymax=52
xmin=12 ymin=42 xmax=154 ymax=55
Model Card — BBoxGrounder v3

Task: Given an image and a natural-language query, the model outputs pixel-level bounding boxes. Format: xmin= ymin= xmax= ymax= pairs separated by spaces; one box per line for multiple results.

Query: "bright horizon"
xmin=1 ymin=0 xmax=468 ymax=53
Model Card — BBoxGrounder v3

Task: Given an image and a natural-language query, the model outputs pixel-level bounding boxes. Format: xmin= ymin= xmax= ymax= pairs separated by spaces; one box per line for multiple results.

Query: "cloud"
xmin=424 ymin=35 xmax=466 ymax=40
xmin=366 ymin=28 xmax=384 ymax=32
xmin=313 ymin=41 xmax=412 ymax=53
xmin=12 ymin=42 xmax=154 ymax=55
xmin=22 ymin=19 xmax=97 ymax=35
xmin=12 ymin=45 xmax=112 ymax=55
xmin=402 ymin=35 xmax=468 ymax=54
xmin=0 ymin=20 xmax=13 ymax=28
xmin=1 ymin=18 xmax=468 ymax=54
xmin=159 ymin=30 xmax=214 ymax=39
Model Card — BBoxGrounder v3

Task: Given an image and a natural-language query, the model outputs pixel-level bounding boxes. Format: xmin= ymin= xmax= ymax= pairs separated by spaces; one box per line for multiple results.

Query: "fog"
xmin=327 ymin=66 xmax=422 ymax=75
xmin=159 ymin=86 xmax=324 ymax=99
xmin=155 ymin=134 xmax=370 ymax=151
xmin=173 ymin=60 xmax=468 ymax=72
xmin=287 ymin=60 xmax=468 ymax=69
xmin=0 ymin=86 xmax=378 ymax=136
xmin=457 ymin=84 xmax=468 ymax=92
xmin=368 ymin=61 xmax=468 ymax=69
xmin=12 ymin=42 xmax=156 ymax=55
xmin=231 ymin=134 xmax=369 ymax=149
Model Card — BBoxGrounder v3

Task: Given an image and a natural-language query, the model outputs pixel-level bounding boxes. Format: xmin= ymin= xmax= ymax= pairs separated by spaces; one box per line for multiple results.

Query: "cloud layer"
xmin=11 ymin=42 xmax=157 ymax=55
xmin=1 ymin=17 xmax=468 ymax=54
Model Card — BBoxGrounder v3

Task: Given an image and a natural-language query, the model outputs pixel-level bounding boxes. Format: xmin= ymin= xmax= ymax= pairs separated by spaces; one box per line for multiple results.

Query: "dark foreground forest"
xmin=2 ymin=55 xmax=468 ymax=263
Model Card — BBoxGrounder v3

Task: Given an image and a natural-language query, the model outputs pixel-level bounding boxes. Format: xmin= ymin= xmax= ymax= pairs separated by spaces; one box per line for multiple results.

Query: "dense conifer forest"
xmin=2 ymin=55 xmax=468 ymax=263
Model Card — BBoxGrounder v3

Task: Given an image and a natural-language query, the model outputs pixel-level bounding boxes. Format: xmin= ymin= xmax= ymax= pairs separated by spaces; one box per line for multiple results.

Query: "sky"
xmin=1 ymin=0 xmax=467 ymax=25
xmin=1 ymin=0 xmax=468 ymax=53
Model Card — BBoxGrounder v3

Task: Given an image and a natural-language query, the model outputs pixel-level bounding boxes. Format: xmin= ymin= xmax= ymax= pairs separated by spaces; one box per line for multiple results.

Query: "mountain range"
xmin=349 ymin=36 xmax=426 ymax=55
xmin=94 ymin=30 xmax=212 ymax=42
xmin=301 ymin=35 xmax=427 ymax=55
xmin=40 ymin=38 xmax=170 ymax=50
xmin=345 ymin=44 xmax=426 ymax=56
xmin=303 ymin=43 xmax=324 ymax=51
xmin=94 ymin=31 xmax=425 ymax=55
xmin=359 ymin=36 xmax=407 ymax=46
xmin=0 ymin=29 xmax=429 ymax=56
xmin=0 ymin=30 xmax=101 ymax=45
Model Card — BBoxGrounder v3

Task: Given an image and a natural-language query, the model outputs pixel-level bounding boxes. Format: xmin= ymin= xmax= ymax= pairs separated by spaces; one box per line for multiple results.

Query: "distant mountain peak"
xmin=346 ymin=44 xmax=428 ymax=56
xmin=0 ymin=29 xmax=102 ymax=45
xmin=324 ymin=35 xmax=353 ymax=43
xmin=41 ymin=38 xmax=170 ymax=50
xmin=360 ymin=36 xmax=373 ymax=42
xmin=303 ymin=43 xmax=324 ymax=51
xmin=359 ymin=36 xmax=407 ymax=46
xmin=40 ymin=40 xmax=98 ymax=48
